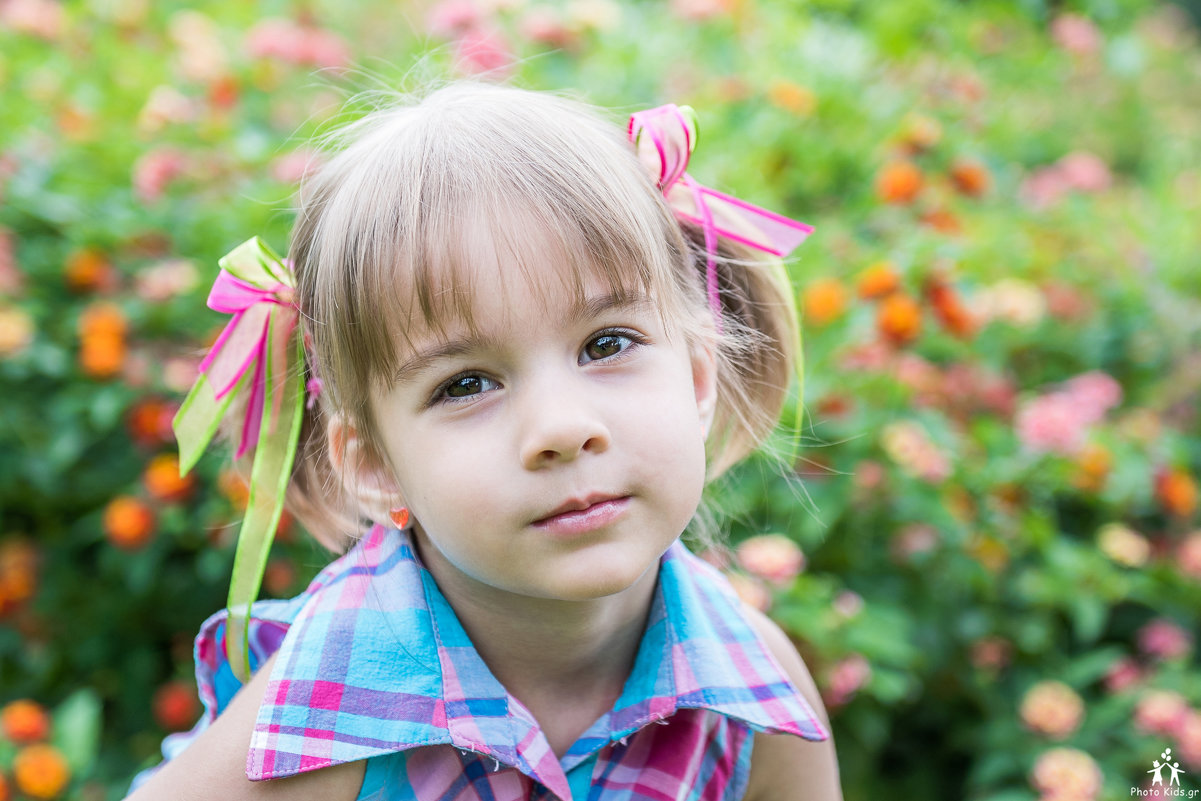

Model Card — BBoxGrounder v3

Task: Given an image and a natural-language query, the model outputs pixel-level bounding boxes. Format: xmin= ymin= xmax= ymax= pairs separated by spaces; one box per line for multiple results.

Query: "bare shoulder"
xmin=740 ymin=603 xmax=843 ymax=801
xmin=124 ymin=652 xmax=365 ymax=801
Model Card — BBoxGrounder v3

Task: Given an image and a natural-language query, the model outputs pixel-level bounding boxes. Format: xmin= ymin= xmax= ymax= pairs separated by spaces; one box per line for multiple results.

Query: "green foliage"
xmin=1 ymin=0 xmax=1199 ymax=799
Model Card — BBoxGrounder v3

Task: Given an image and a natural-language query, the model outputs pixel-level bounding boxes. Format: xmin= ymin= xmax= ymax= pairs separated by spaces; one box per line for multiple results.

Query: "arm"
xmin=741 ymin=605 xmax=843 ymax=801
xmin=124 ymin=652 xmax=365 ymax=801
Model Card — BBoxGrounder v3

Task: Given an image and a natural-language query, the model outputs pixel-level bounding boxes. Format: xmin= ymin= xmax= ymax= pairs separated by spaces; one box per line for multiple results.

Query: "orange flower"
xmin=142 ymin=453 xmax=194 ymax=502
xmin=153 ymin=681 xmax=200 ymax=731
xmin=56 ymin=104 xmax=95 ymax=141
xmin=264 ymin=557 xmax=297 ymax=596
xmin=64 ymin=249 xmax=116 ymax=293
xmin=876 ymin=161 xmax=924 ymax=204
xmin=77 ymin=302 xmax=125 ymax=339
xmin=1157 ymin=467 xmax=1199 ymax=519
xmin=919 ymin=207 xmax=962 ymax=235
xmin=925 ymin=276 xmax=975 ymax=338
xmin=0 ymin=771 xmax=10 ymax=801
xmin=802 ymin=278 xmax=848 ymax=327
xmin=876 ymin=292 xmax=922 ymax=345
xmin=217 ymin=467 xmax=250 ymax=511
xmin=767 ymin=80 xmax=816 ymax=116
xmin=103 ymin=496 xmax=156 ymax=550
xmin=126 ymin=398 xmax=174 ymax=448
xmin=856 ymin=262 xmax=901 ymax=299
xmin=1 ymin=700 xmax=50 ymax=743
xmin=1072 ymin=442 xmax=1112 ymax=491
xmin=208 ymin=75 xmax=240 ymax=110
xmin=77 ymin=302 xmax=127 ymax=379
xmin=950 ymin=158 xmax=991 ymax=197
xmin=13 ymin=744 xmax=70 ymax=800
xmin=0 ymin=539 xmax=38 ymax=611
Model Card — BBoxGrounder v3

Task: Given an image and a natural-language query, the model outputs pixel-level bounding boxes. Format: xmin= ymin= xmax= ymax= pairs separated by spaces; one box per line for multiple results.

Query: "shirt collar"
xmin=246 ymin=526 xmax=826 ymax=791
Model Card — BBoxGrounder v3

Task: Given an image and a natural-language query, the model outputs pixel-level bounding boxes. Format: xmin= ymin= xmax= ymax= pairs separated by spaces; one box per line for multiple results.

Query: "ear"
xmin=325 ymin=413 xmax=404 ymax=525
xmin=690 ymin=329 xmax=719 ymax=438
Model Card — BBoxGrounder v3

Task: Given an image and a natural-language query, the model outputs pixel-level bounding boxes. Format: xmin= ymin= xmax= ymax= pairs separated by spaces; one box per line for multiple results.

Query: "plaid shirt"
xmin=145 ymin=526 xmax=827 ymax=800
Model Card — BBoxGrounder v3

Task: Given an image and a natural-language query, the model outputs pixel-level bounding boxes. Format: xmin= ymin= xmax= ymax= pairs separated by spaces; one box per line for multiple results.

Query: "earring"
xmin=389 ymin=507 xmax=409 ymax=529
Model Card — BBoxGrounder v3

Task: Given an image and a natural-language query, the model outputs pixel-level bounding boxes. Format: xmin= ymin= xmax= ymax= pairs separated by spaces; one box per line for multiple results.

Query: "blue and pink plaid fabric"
xmin=144 ymin=525 xmax=828 ymax=800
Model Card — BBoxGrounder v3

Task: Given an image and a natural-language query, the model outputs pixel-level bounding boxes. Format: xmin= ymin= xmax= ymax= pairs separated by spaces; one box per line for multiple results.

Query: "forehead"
xmin=385 ymin=204 xmax=663 ymax=353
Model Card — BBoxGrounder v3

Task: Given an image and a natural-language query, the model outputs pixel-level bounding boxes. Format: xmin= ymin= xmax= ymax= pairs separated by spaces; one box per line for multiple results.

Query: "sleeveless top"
xmin=137 ymin=526 xmax=828 ymax=800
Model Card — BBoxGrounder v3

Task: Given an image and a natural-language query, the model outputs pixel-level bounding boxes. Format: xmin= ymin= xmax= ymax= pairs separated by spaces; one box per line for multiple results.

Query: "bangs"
xmin=297 ymin=84 xmax=693 ymax=413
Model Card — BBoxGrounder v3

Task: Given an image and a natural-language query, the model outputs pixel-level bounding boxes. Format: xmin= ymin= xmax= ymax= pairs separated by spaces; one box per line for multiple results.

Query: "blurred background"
xmin=1 ymin=0 xmax=1200 ymax=799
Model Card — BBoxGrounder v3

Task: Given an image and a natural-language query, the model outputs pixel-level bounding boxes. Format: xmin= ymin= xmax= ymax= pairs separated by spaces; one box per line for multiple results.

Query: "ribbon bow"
xmin=628 ymin=104 xmax=814 ymax=329
xmin=172 ymin=237 xmax=305 ymax=681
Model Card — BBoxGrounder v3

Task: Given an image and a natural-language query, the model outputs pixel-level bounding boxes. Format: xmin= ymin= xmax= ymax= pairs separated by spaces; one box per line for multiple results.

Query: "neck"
xmin=412 ymin=531 xmax=659 ymax=752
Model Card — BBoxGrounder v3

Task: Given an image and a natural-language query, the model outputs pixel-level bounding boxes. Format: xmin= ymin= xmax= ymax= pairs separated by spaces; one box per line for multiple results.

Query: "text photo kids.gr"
xmin=123 ymin=83 xmax=842 ymax=800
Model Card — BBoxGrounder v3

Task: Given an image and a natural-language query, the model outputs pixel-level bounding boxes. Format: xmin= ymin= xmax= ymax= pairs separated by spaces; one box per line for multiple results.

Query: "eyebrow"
xmin=390 ymin=291 xmax=653 ymax=385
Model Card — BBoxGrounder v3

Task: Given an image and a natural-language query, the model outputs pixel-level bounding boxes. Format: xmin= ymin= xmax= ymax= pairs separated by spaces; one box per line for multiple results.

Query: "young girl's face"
xmin=361 ymin=242 xmax=717 ymax=606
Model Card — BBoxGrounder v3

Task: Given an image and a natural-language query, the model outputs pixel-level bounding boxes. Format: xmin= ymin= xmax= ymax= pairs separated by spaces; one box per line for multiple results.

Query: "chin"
xmin=542 ymin=559 xmax=657 ymax=602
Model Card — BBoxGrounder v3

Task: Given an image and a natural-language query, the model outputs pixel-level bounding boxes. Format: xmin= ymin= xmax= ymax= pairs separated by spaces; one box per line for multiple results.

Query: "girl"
xmin=127 ymin=82 xmax=841 ymax=801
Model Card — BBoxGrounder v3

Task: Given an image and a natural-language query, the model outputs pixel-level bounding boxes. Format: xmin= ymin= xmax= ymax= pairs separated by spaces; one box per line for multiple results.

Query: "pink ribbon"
xmin=628 ymin=104 xmax=814 ymax=328
xmin=198 ymin=270 xmax=298 ymax=459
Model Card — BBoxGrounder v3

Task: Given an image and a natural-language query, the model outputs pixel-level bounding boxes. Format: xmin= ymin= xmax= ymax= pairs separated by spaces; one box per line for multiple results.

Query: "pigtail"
xmin=679 ymin=223 xmax=801 ymax=479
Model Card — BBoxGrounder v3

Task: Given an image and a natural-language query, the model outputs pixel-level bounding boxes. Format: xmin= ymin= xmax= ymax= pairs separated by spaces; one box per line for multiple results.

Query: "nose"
xmin=517 ymin=378 xmax=611 ymax=470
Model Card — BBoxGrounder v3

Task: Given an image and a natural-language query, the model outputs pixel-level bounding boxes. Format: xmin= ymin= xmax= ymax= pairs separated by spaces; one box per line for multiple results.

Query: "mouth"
xmin=532 ymin=494 xmax=631 ymax=536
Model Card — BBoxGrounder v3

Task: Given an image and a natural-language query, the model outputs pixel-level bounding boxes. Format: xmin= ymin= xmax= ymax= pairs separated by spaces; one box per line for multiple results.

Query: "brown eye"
xmin=583 ymin=334 xmax=629 ymax=363
xmin=443 ymin=374 xmax=495 ymax=399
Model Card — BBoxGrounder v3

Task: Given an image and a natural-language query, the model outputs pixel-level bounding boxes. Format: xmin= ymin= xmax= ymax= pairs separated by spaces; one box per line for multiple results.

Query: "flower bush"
xmin=2 ymin=0 xmax=1199 ymax=798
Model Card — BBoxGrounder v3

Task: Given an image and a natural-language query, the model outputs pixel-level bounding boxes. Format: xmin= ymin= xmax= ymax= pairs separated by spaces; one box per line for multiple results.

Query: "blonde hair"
xmin=276 ymin=82 xmax=800 ymax=551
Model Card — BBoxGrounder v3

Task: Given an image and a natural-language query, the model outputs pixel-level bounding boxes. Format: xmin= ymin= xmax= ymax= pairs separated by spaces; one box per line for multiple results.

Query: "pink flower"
xmin=426 ymin=0 xmax=483 ymax=37
xmin=0 ymin=0 xmax=65 ymax=40
xmin=1051 ymin=13 xmax=1103 ymax=56
xmin=1020 ymin=681 xmax=1085 ymax=739
xmin=453 ymin=28 xmax=515 ymax=77
xmin=825 ymin=655 xmax=871 ymax=708
xmin=1176 ymin=710 xmax=1201 ymax=767
xmin=1016 ymin=393 xmax=1088 ymax=455
xmin=1177 ymin=533 xmax=1201 ymax=579
xmin=1030 ymin=748 xmax=1103 ymax=801
xmin=832 ymin=591 xmax=863 ymax=619
xmin=1020 ymin=166 xmax=1071 ymax=210
xmin=519 ymin=7 xmax=580 ymax=49
xmin=970 ymin=636 xmax=1012 ymax=672
xmin=890 ymin=523 xmax=938 ymax=563
xmin=1103 ymin=656 xmax=1143 ymax=693
xmin=245 ymin=18 xmax=306 ymax=60
xmin=670 ymin=0 xmax=730 ymax=21
xmin=270 ymin=148 xmax=322 ymax=184
xmin=133 ymin=260 xmax=198 ymax=303
xmin=301 ymin=27 xmax=350 ymax=70
xmin=1134 ymin=689 xmax=1190 ymax=737
xmin=880 ymin=420 xmax=951 ymax=482
xmin=132 ymin=148 xmax=188 ymax=204
xmin=244 ymin=19 xmax=348 ymax=69
xmin=852 ymin=460 xmax=886 ymax=491
xmin=1057 ymin=151 xmax=1112 ymax=193
xmin=1138 ymin=619 xmax=1193 ymax=661
xmin=168 ymin=10 xmax=229 ymax=83
xmin=735 ymin=534 xmax=804 ymax=586
xmin=1063 ymin=371 xmax=1122 ymax=423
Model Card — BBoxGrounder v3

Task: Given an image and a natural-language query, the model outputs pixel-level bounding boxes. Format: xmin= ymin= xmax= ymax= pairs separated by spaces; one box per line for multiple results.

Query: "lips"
xmin=532 ymin=494 xmax=631 ymax=536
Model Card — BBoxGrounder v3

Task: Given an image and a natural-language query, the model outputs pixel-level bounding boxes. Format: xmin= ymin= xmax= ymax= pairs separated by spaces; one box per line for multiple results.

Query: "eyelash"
xmin=428 ymin=328 xmax=648 ymax=406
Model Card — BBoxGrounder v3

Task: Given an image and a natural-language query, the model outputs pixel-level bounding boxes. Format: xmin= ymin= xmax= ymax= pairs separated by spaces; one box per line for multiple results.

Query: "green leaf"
xmin=51 ymin=688 xmax=102 ymax=774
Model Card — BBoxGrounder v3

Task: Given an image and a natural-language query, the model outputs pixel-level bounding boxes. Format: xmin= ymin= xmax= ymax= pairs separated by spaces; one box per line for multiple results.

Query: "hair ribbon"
xmin=628 ymin=104 xmax=814 ymax=330
xmin=172 ymin=237 xmax=305 ymax=682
